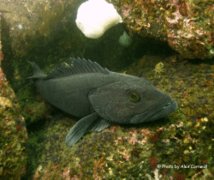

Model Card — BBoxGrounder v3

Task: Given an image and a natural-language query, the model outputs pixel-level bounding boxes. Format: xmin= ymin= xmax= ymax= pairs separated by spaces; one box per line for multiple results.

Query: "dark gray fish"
xmin=29 ymin=58 xmax=177 ymax=146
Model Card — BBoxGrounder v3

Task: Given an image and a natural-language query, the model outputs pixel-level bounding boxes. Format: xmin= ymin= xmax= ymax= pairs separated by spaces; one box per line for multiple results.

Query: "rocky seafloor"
xmin=0 ymin=0 xmax=213 ymax=179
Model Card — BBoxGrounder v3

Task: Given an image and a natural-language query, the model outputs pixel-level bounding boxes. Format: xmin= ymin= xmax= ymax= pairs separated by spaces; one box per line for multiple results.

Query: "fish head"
xmin=89 ymin=77 xmax=177 ymax=124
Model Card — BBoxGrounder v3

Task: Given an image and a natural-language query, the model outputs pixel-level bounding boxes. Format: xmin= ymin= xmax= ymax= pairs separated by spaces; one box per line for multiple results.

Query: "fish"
xmin=29 ymin=57 xmax=177 ymax=146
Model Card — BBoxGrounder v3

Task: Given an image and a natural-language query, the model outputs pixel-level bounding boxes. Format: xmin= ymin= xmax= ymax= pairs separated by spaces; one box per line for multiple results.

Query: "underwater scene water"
xmin=0 ymin=0 xmax=213 ymax=179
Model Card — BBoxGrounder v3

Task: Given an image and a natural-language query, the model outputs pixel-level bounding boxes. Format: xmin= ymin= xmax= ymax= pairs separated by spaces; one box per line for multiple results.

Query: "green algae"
xmin=0 ymin=15 xmax=27 ymax=177
xmin=0 ymin=72 xmax=28 ymax=178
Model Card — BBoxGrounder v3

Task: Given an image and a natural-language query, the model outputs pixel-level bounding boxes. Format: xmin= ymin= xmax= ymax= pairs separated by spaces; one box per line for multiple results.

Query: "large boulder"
xmin=0 ymin=65 xmax=27 ymax=177
xmin=0 ymin=11 xmax=28 ymax=178
xmin=111 ymin=0 xmax=214 ymax=59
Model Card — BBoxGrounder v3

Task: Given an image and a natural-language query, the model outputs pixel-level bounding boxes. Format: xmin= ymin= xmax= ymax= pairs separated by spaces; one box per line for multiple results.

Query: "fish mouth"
xmin=130 ymin=100 xmax=177 ymax=124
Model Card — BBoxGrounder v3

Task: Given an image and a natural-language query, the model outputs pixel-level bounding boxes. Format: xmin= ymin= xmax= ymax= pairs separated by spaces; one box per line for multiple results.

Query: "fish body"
xmin=29 ymin=58 xmax=177 ymax=146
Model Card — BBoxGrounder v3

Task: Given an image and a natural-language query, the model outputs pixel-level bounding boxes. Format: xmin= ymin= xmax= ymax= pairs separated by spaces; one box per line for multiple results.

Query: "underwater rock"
xmin=0 ymin=13 xmax=27 ymax=178
xmin=0 ymin=67 xmax=28 ymax=178
xmin=111 ymin=0 xmax=214 ymax=59
xmin=26 ymin=116 xmax=155 ymax=179
xmin=0 ymin=0 xmax=82 ymax=58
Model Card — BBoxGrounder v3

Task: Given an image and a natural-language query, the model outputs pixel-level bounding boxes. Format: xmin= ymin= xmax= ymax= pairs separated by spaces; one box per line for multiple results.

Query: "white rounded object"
xmin=75 ymin=0 xmax=123 ymax=39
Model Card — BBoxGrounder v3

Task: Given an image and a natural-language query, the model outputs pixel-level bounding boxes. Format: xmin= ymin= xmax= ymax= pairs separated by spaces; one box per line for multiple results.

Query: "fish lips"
xmin=130 ymin=100 xmax=178 ymax=124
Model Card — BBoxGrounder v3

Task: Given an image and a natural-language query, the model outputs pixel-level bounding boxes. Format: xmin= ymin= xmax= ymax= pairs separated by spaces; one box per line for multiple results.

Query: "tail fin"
xmin=28 ymin=61 xmax=47 ymax=79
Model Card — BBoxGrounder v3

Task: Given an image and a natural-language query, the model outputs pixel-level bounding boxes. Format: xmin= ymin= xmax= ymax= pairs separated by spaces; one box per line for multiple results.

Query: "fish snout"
xmin=163 ymin=99 xmax=177 ymax=111
xmin=130 ymin=96 xmax=177 ymax=124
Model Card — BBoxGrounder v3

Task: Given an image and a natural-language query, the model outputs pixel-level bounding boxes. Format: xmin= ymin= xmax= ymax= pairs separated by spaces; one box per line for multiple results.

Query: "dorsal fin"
xmin=28 ymin=61 xmax=47 ymax=79
xmin=46 ymin=57 xmax=110 ymax=79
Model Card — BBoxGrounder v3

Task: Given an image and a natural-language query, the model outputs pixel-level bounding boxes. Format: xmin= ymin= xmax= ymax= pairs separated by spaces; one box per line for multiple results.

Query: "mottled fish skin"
xmin=29 ymin=58 xmax=177 ymax=146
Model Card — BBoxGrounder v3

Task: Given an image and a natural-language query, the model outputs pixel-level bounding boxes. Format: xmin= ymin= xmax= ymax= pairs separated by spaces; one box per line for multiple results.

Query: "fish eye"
xmin=127 ymin=90 xmax=141 ymax=103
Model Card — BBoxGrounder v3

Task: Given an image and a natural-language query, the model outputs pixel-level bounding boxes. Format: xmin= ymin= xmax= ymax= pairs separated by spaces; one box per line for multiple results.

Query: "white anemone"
xmin=75 ymin=0 xmax=123 ymax=39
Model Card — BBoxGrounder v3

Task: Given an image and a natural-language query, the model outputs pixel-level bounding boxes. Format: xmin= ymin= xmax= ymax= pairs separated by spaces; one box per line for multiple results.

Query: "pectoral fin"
xmin=65 ymin=112 xmax=99 ymax=147
xmin=90 ymin=119 xmax=110 ymax=132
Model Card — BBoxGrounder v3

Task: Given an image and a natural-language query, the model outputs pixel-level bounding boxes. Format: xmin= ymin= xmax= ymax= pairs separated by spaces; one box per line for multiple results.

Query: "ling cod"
xmin=29 ymin=58 xmax=177 ymax=146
